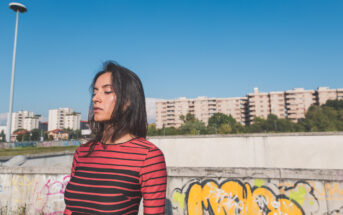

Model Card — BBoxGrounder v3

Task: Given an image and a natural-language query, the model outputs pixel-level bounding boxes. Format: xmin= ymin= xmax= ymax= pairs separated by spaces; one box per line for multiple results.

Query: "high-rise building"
xmin=65 ymin=112 xmax=81 ymax=130
xmin=155 ymin=87 xmax=343 ymax=128
xmin=23 ymin=115 xmax=41 ymax=131
xmin=48 ymin=108 xmax=80 ymax=131
xmin=11 ymin=111 xmax=40 ymax=133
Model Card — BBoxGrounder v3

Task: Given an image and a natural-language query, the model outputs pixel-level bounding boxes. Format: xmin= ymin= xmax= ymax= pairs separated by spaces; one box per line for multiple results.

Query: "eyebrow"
xmin=93 ymin=84 xmax=113 ymax=90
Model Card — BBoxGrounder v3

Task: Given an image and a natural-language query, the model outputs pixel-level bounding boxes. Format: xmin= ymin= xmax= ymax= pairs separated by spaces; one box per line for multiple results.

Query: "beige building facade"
xmin=155 ymin=87 xmax=343 ymax=128
xmin=156 ymin=96 xmax=247 ymax=129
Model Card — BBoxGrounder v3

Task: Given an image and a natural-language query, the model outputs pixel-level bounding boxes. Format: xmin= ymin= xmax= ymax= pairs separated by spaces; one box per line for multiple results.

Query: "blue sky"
xmin=0 ymin=0 xmax=343 ymax=123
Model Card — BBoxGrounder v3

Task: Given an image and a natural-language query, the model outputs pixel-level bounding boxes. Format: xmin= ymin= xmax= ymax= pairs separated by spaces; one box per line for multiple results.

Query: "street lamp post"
xmin=6 ymin=2 xmax=27 ymax=142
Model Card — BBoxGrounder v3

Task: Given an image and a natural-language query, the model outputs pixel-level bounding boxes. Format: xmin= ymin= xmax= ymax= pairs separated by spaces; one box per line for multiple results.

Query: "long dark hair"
xmin=86 ymin=61 xmax=147 ymax=154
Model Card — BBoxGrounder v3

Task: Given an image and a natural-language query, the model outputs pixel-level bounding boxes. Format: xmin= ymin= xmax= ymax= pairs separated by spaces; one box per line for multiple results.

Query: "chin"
xmin=94 ymin=116 xmax=111 ymax=122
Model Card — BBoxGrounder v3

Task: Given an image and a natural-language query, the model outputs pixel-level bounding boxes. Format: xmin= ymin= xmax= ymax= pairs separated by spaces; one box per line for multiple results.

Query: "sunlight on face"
xmin=92 ymin=72 xmax=116 ymax=122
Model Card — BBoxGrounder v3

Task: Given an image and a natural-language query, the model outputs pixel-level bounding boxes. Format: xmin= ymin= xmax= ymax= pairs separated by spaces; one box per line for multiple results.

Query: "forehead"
xmin=94 ymin=72 xmax=112 ymax=87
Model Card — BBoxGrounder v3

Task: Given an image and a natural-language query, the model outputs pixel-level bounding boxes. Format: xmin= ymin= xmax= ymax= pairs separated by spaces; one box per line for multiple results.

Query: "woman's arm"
xmin=70 ymin=148 xmax=79 ymax=177
xmin=140 ymin=147 xmax=167 ymax=215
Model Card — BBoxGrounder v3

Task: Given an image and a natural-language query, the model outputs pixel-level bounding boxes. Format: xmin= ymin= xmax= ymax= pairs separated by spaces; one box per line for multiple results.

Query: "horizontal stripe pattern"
xmin=64 ymin=137 xmax=167 ymax=215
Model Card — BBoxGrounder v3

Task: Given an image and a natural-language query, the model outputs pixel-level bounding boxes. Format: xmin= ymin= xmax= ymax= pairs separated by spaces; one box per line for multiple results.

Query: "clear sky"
xmin=0 ymin=0 xmax=342 ymax=123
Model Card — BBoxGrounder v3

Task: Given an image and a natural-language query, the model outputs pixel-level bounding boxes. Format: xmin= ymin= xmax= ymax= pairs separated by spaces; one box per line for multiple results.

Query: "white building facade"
xmin=48 ymin=108 xmax=81 ymax=131
xmin=10 ymin=111 xmax=40 ymax=133
xmin=65 ymin=113 xmax=81 ymax=130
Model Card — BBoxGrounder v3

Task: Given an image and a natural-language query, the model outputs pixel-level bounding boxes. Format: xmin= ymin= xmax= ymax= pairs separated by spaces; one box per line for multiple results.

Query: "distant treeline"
xmin=148 ymin=99 xmax=343 ymax=136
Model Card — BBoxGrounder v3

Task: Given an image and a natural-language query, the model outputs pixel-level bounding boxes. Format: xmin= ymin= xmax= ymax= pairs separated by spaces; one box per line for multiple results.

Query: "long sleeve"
xmin=139 ymin=147 xmax=167 ymax=215
xmin=70 ymin=148 xmax=79 ymax=177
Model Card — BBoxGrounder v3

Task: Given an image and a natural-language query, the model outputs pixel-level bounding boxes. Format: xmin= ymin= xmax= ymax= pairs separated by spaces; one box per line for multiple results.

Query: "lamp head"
xmin=9 ymin=2 xmax=27 ymax=13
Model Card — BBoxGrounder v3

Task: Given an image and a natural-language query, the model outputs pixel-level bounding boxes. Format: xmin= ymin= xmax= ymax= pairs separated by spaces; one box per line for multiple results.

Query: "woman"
xmin=64 ymin=61 xmax=167 ymax=215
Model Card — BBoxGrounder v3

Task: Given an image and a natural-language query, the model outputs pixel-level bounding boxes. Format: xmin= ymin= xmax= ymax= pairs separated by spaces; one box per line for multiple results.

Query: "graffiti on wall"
xmin=32 ymin=175 xmax=70 ymax=215
xmin=171 ymin=178 xmax=324 ymax=215
xmin=0 ymin=174 xmax=71 ymax=215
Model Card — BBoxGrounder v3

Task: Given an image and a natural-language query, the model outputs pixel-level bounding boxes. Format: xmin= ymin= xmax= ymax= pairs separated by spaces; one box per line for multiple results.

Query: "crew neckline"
xmin=97 ymin=137 xmax=140 ymax=145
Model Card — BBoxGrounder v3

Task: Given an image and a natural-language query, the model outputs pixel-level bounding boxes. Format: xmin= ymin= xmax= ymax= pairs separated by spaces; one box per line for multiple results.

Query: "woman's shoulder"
xmin=74 ymin=140 xmax=96 ymax=152
xmin=128 ymin=137 xmax=160 ymax=150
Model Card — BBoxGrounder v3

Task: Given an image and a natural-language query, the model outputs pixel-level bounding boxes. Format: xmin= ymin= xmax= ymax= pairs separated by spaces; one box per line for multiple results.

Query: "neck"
xmin=102 ymin=132 xmax=135 ymax=144
xmin=102 ymin=124 xmax=136 ymax=144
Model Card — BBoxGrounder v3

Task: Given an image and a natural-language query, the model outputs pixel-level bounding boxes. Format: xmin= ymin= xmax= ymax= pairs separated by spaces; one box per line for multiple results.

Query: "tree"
xmin=0 ymin=130 xmax=5 ymax=142
xmin=208 ymin=113 xmax=234 ymax=127
xmin=301 ymin=105 xmax=336 ymax=132
xmin=147 ymin=124 xmax=158 ymax=136
xmin=31 ymin=129 xmax=41 ymax=141
xmin=23 ymin=132 xmax=30 ymax=141
xmin=323 ymin=99 xmax=343 ymax=110
xmin=164 ymin=127 xmax=179 ymax=135
xmin=179 ymin=113 xmax=206 ymax=135
xmin=218 ymin=124 xmax=231 ymax=134
xmin=247 ymin=117 xmax=267 ymax=133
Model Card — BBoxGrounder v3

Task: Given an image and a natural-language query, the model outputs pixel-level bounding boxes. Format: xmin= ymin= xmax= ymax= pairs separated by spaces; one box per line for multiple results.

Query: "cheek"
xmin=106 ymin=95 xmax=116 ymax=113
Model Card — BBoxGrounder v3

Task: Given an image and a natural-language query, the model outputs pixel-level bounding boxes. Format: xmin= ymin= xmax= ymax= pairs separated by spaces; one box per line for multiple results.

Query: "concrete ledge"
xmin=0 ymin=150 xmax=75 ymax=162
xmin=2 ymin=166 xmax=343 ymax=181
xmin=148 ymin=131 xmax=343 ymax=139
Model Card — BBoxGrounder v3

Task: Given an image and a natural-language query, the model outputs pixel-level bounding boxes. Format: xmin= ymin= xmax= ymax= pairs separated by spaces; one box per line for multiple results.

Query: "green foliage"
xmin=31 ymin=129 xmax=42 ymax=141
xmin=147 ymin=124 xmax=158 ymax=136
xmin=218 ymin=124 xmax=231 ymax=134
xmin=300 ymin=100 xmax=343 ymax=132
xmin=179 ymin=113 xmax=207 ymax=135
xmin=323 ymin=99 xmax=343 ymax=110
xmin=247 ymin=114 xmax=296 ymax=133
xmin=208 ymin=113 xmax=235 ymax=128
xmin=207 ymin=113 xmax=244 ymax=134
xmin=0 ymin=130 xmax=5 ymax=142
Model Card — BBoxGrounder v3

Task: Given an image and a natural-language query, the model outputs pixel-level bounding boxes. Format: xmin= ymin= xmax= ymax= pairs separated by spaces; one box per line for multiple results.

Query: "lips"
xmin=93 ymin=107 xmax=103 ymax=111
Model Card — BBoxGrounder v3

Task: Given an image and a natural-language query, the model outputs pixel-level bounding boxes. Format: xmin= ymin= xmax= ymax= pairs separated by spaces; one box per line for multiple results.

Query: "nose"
xmin=92 ymin=93 xmax=101 ymax=103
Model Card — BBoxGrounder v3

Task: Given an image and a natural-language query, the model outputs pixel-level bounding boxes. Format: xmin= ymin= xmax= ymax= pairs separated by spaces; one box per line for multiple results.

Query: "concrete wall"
xmin=1 ymin=133 xmax=343 ymax=214
xmin=149 ymin=132 xmax=343 ymax=169
xmin=1 ymin=167 xmax=343 ymax=215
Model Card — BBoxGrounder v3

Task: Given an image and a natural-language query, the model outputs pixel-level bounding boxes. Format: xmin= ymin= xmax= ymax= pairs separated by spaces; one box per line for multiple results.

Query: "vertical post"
xmin=6 ymin=10 xmax=20 ymax=142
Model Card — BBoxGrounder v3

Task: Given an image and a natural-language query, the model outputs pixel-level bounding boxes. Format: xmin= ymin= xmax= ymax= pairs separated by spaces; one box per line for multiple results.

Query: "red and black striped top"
xmin=64 ymin=137 xmax=167 ymax=215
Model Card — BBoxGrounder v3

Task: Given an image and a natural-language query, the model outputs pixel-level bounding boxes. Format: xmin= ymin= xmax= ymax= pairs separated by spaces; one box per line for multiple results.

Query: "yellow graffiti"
xmin=173 ymin=192 xmax=186 ymax=209
xmin=289 ymin=187 xmax=307 ymax=205
xmin=254 ymin=179 xmax=265 ymax=188
xmin=186 ymin=181 xmax=304 ymax=215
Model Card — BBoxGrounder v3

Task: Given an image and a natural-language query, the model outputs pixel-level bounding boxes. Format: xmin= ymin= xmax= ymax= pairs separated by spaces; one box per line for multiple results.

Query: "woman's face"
xmin=92 ymin=72 xmax=116 ymax=122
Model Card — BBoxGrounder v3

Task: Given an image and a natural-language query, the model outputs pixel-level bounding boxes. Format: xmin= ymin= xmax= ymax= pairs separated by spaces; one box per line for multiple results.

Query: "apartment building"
xmin=156 ymin=87 xmax=343 ymax=128
xmin=48 ymin=108 xmax=80 ymax=131
xmin=65 ymin=112 xmax=81 ymax=130
xmin=285 ymin=88 xmax=316 ymax=122
xmin=11 ymin=111 xmax=40 ymax=133
xmin=247 ymin=88 xmax=271 ymax=122
xmin=156 ymin=96 xmax=247 ymax=129
xmin=316 ymin=87 xmax=343 ymax=105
